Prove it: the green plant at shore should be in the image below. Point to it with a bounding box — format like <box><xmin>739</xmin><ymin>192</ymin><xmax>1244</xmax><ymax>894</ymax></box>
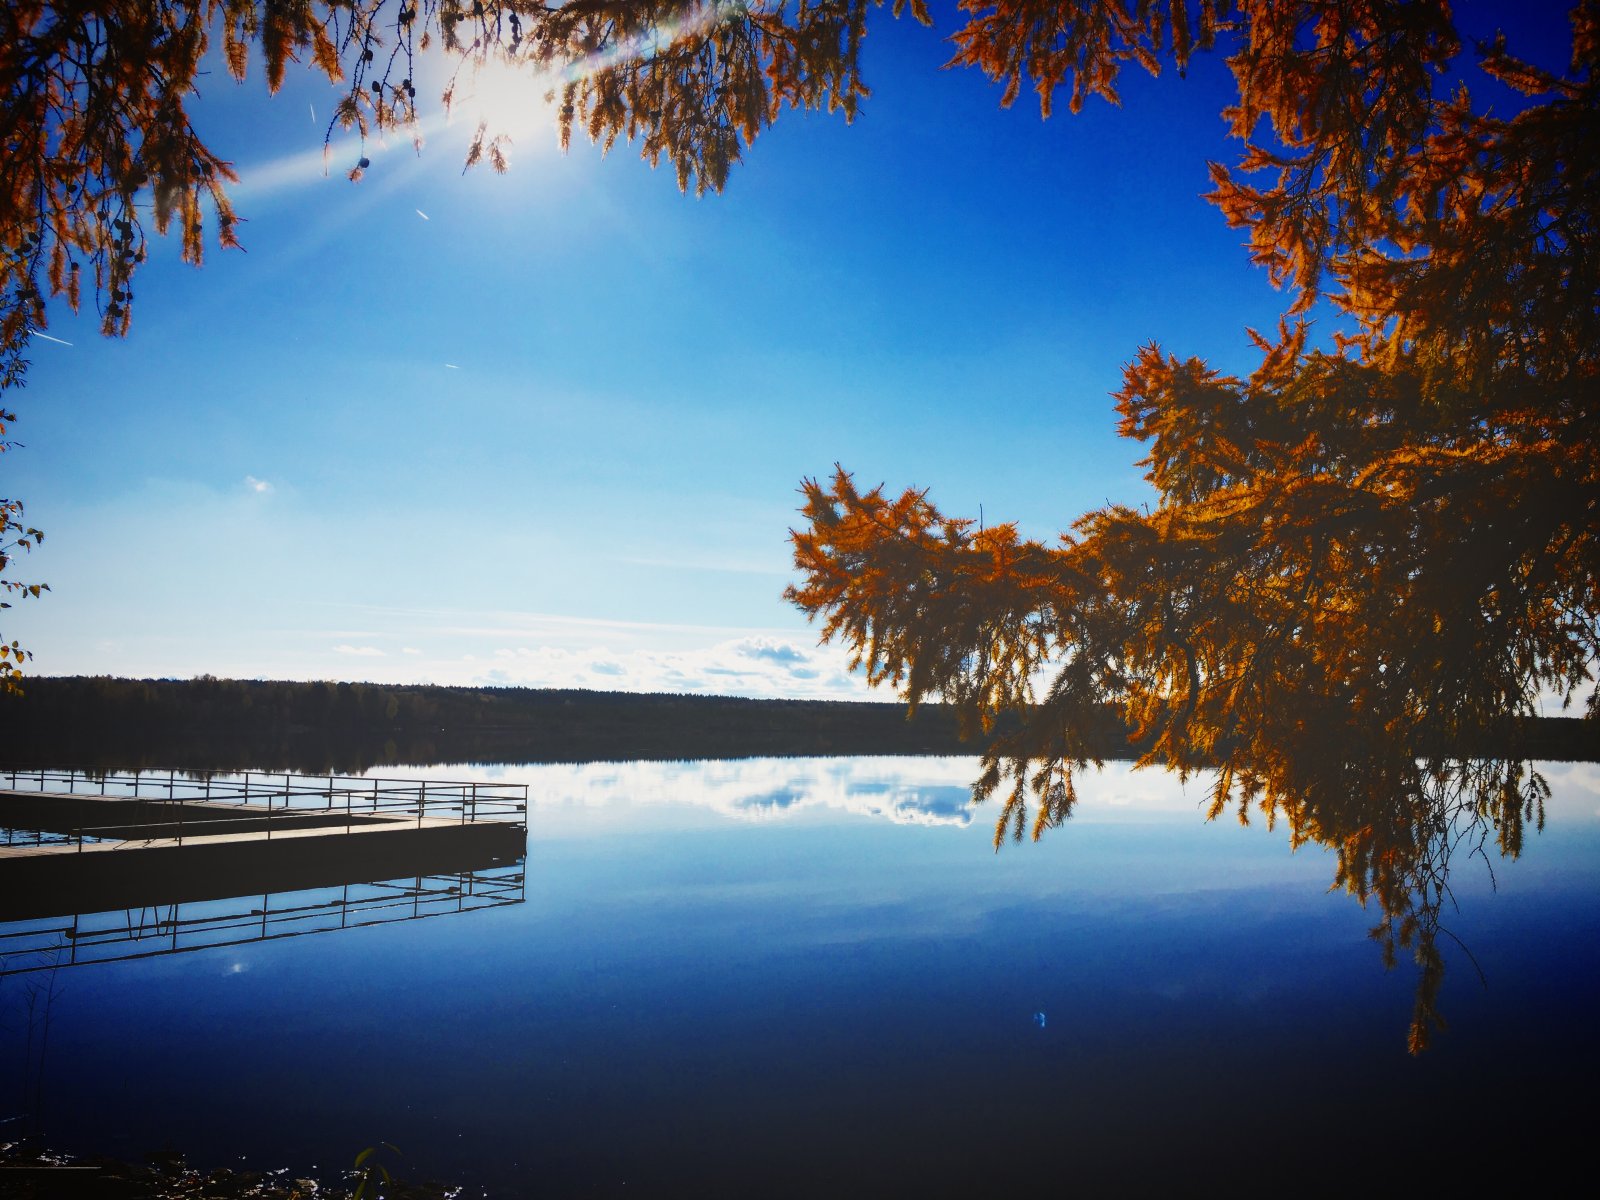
<box><xmin>352</xmin><ymin>1142</ymin><xmax>402</xmax><ymax>1200</ymax></box>
<box><xmin>0</xmin><ymin>401</ymin><xmax>46</xmax><ymax>697</ymax></box>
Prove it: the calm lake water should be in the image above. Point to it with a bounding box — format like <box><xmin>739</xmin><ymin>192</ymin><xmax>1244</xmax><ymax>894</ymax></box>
<box><xmin>5</xmin><ymin>756</ymin><xmax>1599</xmax><ymax>1194</ymax></box>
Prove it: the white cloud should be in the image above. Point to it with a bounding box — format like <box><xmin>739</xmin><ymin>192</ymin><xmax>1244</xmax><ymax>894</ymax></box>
<box><xmin>145</xmin><ymin>599</ymin><xmax>880</xmax><ymax>701</ymax></box>
<box><xmin>454</xmin><ymin>636</ymin><xmax>870</xmax><ymax>699</ymax></box>
<box><xmin>737</xmin><ymin>638</ymin><xmax>808</xmax><ymax>665</ymax></box>
<box><xmin>1530</xmin><ymin>761</ymin><xmax>1600</xmax><ymax>823</ymax></box>
<box><xmin>244</xmin><ymin>475</ymin><xmax>273</xmax><ymax>494</ymax></box>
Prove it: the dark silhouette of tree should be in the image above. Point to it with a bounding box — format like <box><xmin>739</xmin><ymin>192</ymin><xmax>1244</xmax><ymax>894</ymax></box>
<box><xmin>789</xmin><ymin>1</ymin><xmax>1599</xmax><ymax>1052</ymax></box>
<box><xmin>0</xmin><ymin>674</ymin><xmax>1013</xmax><ymax>769</ymax></box>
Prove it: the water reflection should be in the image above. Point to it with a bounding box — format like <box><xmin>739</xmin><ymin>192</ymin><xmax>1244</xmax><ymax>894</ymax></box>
<box><xmin>0</xmin><ymin>857</ymin><xmax>525</xmax><ymax>1149</ymax></box>
<box><xmin>0</xmin><ymin>867</ymin><xmax>526</xmax><ymax>978</ymax></box>
<box><xmin>0</xmin><ymin>757</ymin><xmax>1594</xmax><ymax>1192</ymax></box>
<box><xmin>0</xmin><ymin>768</ymin><xmax>528</xmax><ymax>974</ymax></box>
<box><xmin>408</xmin><ymin>754</ymin><xmax>1600</xmax><ymax>1052</ymax></box>
<box><xmin>1164</xmin><ymin>752</ymin><xmax>1598</xmax><ymax>1052</ymax></box>
<box><xmin>516</xmin><ymin>756</ymin><xmax>983</xmax><ymax>827</ymax></box>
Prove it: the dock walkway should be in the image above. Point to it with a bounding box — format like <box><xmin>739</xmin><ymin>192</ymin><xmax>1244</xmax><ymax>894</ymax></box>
<box><xmin>0</xmin><ymin>769</ymin><xmax>527</xmax><ymax>921</ymax></box>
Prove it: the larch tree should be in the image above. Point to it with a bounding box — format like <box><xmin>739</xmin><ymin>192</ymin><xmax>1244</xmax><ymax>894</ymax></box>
<box><xmin>789</xmin><ymin>1</ymin><xmax>1599</xmax><ymax>1051</ymax></box>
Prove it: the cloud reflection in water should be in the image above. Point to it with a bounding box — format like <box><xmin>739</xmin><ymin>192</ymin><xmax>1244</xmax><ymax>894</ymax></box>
<box><xmin>387</xmin><ymin>757</ymin><xmax>1600</xmax><ymax>832</ymax></box>
<box><xmin>520</xmin><ymin>756</ymin><xmax>985</xmax><ymax>827</ymax></box>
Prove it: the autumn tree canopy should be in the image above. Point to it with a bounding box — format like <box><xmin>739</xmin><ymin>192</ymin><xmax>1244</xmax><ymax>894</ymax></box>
<box><xmin>789</xmin><ymin>1</ymin><xmax>1599</xmax><ymax>1051</ymax></box>
<box><xmin>1</xmin><ymin>0</ymin><xmax>915</xmax><ymax>352</ymax></box>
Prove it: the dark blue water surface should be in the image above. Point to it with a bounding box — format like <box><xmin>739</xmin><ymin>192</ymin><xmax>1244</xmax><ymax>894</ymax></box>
<box><xmin>5</xmin><ymin>757</ymin><xmax>1598</xmax><ymax>1195</ymax></box>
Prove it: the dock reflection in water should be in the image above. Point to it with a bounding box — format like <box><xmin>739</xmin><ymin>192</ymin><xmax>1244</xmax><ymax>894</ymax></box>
<box><xmin>0</xmin><ymin>866</ymin><xmax>527</xmax><ymax>977</ymax></box>
<box><xmin>0</xmin><ymin>769</ymin><xmax>528</xmax><ymax>973</ymax></box>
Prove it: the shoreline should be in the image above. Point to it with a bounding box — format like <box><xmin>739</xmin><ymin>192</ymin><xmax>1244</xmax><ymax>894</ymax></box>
<box><xmin>0</xmin><ymin>1138</ymin><xmax>465</xmax><ymax>1199</ymax></box>
<box><xmin>3</xmin><ymin>676</ymin><xmax>1593</xmax><ymax>775</ymax></box>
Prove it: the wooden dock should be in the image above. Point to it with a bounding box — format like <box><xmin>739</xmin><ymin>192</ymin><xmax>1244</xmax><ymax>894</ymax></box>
<box><xmin>0</xmin><ymin>770</ymin><xmax>527</xmax><ymax>923</ymax></box>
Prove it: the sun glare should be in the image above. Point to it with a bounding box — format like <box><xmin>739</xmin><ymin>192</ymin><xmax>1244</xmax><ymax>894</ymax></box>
<box><xmin>449</xmin><ymin>54</ymin><xmax>558</xmax><ymax>152</ymax></box>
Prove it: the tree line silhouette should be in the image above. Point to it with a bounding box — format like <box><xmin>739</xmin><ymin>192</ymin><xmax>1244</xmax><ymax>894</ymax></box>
<box><xmin>3</xmin><ymin>674</ymin><xmax>1590</xmax><ymax>776</ymax></box>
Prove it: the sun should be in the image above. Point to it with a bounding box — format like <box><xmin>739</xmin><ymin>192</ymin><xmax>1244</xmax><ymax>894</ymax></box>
<box><xmin>446</xmin><ymin>52</ymin><xmax>558</xmax><ymax>151</ymax></box>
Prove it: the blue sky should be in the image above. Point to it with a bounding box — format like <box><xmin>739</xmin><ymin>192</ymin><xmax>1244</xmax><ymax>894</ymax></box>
<box><xmin>6</xmin><ymin>2</ymin><xmax>1559</xmax><ymax>698</ymax></box>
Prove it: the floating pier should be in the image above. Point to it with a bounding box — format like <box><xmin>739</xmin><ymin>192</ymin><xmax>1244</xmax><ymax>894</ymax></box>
<box><xmin>0</xmin><ymin>769</ymin><xmax>527</xmax><ymax>923</ymax></box>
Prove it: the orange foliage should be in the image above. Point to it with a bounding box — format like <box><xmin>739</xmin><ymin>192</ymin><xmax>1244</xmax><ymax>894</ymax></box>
<box><xmin>790</xmin><ymin>2</ymin><xmax>1599</xmax><ymax>1052</ymax></box>
<box><xmin>2</xmin><ymin>2</ymin><xmax>917</xmax><ymax>359</ymax></box>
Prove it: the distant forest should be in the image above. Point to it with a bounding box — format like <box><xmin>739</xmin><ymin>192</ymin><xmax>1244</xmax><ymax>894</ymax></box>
<box><xmin>3</xmin><ymin>675</ymin><xmax>1593</xmax><ymax>774</ymax></box>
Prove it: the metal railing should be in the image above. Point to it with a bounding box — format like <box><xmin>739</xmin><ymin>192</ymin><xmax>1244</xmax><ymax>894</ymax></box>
<box><xmin>0</xmin><ymin>865</ymin><xmax>527</xmax><ymax>976</ymax></box>
<box><xmin>3</xmin><ymin>826</ymin><xmax>105</xmax><ymax>848</ymax></box>
<box><xmin>1</xmin><ymin>768</ymin><xmax>527</xmax><ymax>850</ymax></box>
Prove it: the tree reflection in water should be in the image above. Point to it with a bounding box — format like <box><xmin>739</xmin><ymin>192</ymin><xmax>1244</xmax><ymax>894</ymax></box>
<box><xmin>1257</xmin><ymin>755</ymin><xmax>1549</xmax><ymax>1052</ymax></box>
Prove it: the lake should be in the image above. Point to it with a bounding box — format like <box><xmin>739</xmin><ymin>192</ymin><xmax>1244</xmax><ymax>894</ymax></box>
<box><xmin>5</xmin><ymin>756</ymin><xmax>1599</xmax><ymax>1194</ymax></box>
